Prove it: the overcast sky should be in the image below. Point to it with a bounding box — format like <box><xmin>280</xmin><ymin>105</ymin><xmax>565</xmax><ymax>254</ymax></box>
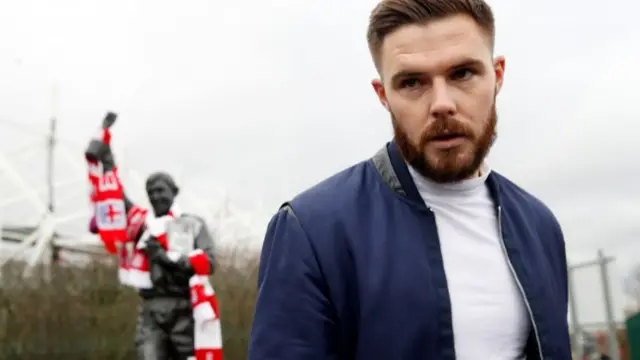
<box><xmin>0</xmin><ymin>0</ymin><xmax>638</xmax><ymax>325</ymax></box>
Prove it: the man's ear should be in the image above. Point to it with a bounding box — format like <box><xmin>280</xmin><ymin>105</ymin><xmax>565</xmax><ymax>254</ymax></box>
<box><xmin>372</xmin><ymin>79</ymin><xmax>389</xmax><ymax>111</ymax></box>
<box><xmin>493</xmin><ymin>56</ymin><xmax>506</xmax><ymax>94</ymax></box>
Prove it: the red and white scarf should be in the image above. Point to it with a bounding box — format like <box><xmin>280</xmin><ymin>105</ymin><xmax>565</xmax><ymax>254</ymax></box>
<box><xmin>126</xmin><ymin>207</ymin><xmax>180</xmax><ymax>289</ymax></box>
<box><xmin>189</xmin><ymin>250</ymin><xmax>223</xmax><ymax>360</ymax></box>
<box><xmin>86</xmin><ymin>128</ymin><xmax>127</xmax><ymax>255</ymax></box>
<box><xmin>86</xmin><ymin>129</ymin><xmax>223</xmax><ymax>360</ymax></box>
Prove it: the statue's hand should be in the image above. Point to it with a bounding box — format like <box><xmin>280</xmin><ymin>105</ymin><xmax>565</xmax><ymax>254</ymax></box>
<box><xmin>145</xmin><ymin>237</ymin><xmax>194</xmax><ymax>274</ymax></box>
<box><xmin>145</xmin><ymin>238</ymin><xmax>173</xmax><ymax>265</ymax></box>
<box><xmin>84</xmin><ymin>139</ymin><xmax>110</xmax><ymax>162</ymax></box>
<box><xmin>85</xmin><ymin>112</ymin><xmax>116</xmax><ymax>161</ymax></box>
<box><xmin>102</xmin><ymin>111</ymin><xmax>117</xmax><ymax>129</ymax></box>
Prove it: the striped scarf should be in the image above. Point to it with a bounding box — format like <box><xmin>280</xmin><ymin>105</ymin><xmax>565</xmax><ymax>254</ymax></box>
<box><xmin>86</xmin><ymin>128</ymin><xmax>127</xmax><ymax>256</ymax></box>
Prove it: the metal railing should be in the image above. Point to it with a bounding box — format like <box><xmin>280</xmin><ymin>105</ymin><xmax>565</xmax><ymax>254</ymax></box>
<box><xmin>569</xmin><ymin>249</ymin><xmax>621</xmax><ymax>359</ymax></box>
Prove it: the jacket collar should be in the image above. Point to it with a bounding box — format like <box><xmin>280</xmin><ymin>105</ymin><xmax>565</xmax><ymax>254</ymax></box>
<box><xmin>371</xmin><ymin>141</ymin><xmax>503</xmax><ymax>207</ymax></box>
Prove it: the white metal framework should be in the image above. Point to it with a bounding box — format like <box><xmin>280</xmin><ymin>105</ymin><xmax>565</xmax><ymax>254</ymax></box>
<box><xmin>0</xmin><ymin>134</ymin><xmax>267</xmax><ymax>275</ymax></box>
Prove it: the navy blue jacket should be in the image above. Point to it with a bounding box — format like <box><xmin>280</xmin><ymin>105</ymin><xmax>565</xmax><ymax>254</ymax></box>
<box><xmin>249</xmin><ymin>142</ymin><xmax>571</xmax><ymax>360</ymax></box>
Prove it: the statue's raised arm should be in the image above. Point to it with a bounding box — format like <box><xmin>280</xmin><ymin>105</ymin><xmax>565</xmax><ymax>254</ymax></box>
<box><xmin>85</xmin><ymin>111</ymin><xmax>116</xmax><ymax>163</ymax></box>
<box><xmin>85</xmin><ymin>111</ymin><xmax>135</xmax><ymax>217</ymax></box>
<box><xmin>85</xmin><ymin>112</ymin><xmax>136</xmax><ymax>250</ymax></box>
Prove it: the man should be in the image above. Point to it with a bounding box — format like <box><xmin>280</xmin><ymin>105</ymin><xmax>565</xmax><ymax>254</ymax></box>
<box><xmin>85</xmin><ymin>117</ymin><xmax>219</xmax><ymax>360</ymax></box>
<box><xmin>248</xmin><ymin>0</ymin><xmax>570</xmax><ymax>359</ymax></box>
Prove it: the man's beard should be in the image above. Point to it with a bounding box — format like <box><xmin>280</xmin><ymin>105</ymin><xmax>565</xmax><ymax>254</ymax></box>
<box><xmin>393</xmin><ymin>100</ymin><xmax>497</xmax><ymax>183</ymax></box>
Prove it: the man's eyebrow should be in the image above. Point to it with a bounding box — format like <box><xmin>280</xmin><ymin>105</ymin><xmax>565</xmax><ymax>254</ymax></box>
<box><xmin>390</xmin><ymin>58</ymin><xmax>486</xmax><ymax>83</ymax></box>
<box><xmin>450</xmin><ymin>58</ymin><xmax>485</xmax><ymax>70</ymax></box>
<box><xmin>390</xmin><ymin>71</ymin><xmax>422</xmax><ymax>84</ymax></box>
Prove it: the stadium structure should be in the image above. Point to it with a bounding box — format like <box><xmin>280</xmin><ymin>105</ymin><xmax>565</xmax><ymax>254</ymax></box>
<box><xmin>0</xmin><ymin>119</ymin><xmax>268</xmax><ymax>277</ymax></box>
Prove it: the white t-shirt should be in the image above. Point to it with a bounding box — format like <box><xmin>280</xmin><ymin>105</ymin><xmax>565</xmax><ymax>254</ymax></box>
<box><xmin>408</xmin><ymin>164</ymin><xmax>531</xmax><ymax>359</ymax></box>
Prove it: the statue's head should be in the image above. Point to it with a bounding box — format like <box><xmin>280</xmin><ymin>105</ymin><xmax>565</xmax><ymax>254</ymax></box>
<box><xmin>145</xmin><ymin>171</ymin><xmax>179</xmax><ymax>216</ymax></box>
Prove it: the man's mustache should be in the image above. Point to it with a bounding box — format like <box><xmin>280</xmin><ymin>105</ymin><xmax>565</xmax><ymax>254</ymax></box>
<box><xmin>421</xmin><ymin>118</ymin><xmax>473</xmax><ymax>143</ymax></box>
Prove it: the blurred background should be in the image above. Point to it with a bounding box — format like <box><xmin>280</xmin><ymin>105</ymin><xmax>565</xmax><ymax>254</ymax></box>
<box><xmin>0</xmin><ymin>0</ymin><xmax>638</xmax><ymax>358</ymax></box>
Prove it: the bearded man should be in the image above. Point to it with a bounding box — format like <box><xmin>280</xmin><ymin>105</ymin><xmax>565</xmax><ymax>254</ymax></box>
<box><xmin>248</xmin><ymin>0</ymin><xmax>570</xmax><ymax>359</ymax></box>
<box><xmin>85</xmin><ymin>115</ymin><xmax>222</xmax><ymax>360</ymax></box>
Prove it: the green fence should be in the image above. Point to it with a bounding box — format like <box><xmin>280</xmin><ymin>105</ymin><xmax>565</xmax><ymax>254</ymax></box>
<box><xmin>627</xmin><ymin>313</ymin><xmax>640</xmax><ymax>360</ymax></box>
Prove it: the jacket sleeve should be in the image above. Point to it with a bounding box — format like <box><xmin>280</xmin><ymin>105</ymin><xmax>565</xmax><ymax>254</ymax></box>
<box><xmin>551</xmin><ymin>214</ymin><xmax>572</xmax><ymax>354</ymax></box>
<box><xmin>248</xmin><ymin>205</ymin><xmax>337</xmax><ymax>360</ymax></box>
<box><xmin>553</xmin><ymin>217</ymin><xmax>569</xmax><ymax>319</ymax></box>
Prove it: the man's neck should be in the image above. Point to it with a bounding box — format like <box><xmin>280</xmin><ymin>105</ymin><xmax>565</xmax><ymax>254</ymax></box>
<box><xmin>407</xmin><ymin>163</ymin><xmax>491</xmax><ymax>195</ymax></box>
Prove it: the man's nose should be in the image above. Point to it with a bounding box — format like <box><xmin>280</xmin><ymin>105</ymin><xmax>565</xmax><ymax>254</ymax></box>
<box><xmin>430</xmin><ymin>79</ymin><xmax>456</xmax><ymax>119</ymax></box>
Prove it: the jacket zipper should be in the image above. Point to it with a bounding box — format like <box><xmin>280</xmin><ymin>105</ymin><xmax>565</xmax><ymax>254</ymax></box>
<box><xmin>497</xmin><ymin>206</ymin><xmax>544</xmax><ymax>360</ymax></box>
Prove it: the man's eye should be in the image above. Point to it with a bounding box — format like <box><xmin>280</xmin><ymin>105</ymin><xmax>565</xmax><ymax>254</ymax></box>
<box><xmin>400</xmin><ymin>78</ymin><xmax>421</xmax><ymax>89</ymax></box>
<box><xmin>450</xmin><ymin>68</ymin><xmax>474</xmax><ymax>81</ymax></box>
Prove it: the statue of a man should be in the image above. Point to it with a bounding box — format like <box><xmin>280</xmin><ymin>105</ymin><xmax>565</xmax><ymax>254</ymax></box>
<box><xmin>85</xmin><ymin>113</ymin><xmax>221</xmax><ymax>360</ymax></box>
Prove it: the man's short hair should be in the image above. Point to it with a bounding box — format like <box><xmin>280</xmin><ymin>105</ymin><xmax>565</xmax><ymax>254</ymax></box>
<box><xmin>367</xmin><ymin>0</ymin><xmax>496</xmax><ymax>70</ymax></box>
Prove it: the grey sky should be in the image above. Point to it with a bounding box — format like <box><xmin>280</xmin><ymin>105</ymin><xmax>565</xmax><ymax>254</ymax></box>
<box><xmin>0</xmin><ymin>0</ymin><xmax>638</xmax><ymax>325</ymax></box>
